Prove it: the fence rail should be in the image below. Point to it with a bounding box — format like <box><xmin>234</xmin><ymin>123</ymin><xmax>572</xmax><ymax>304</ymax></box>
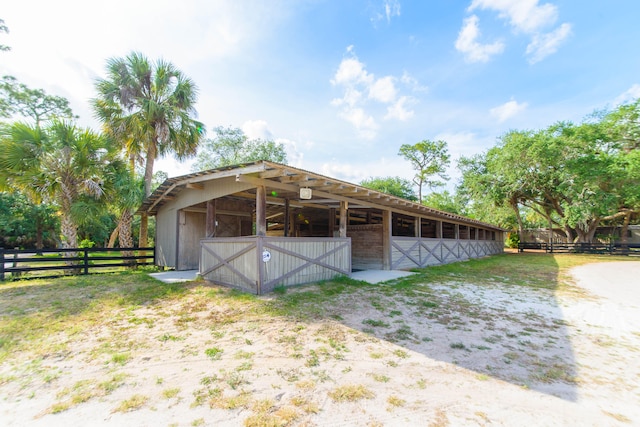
<box><xmin>518</xmin><ymin>242</ymin><xmax>640</xmax><ymax>255</ymax></box>
<box><xmin>1</xmin><ymin>247</ymin><xmax>155</xmax><ymax>281</ymax></box>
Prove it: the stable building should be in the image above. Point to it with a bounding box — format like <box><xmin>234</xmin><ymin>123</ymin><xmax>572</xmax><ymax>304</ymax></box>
<box><xmin>137</xmin><ymin>161</ymin><xmax>505</xmax><ymax>294</ymax></box>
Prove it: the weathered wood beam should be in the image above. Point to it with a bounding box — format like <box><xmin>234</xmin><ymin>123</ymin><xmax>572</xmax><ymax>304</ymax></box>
<box><xmin>256</xmin><ymin>186</ymin><xmax>266</xmax><ymax>236</ymax></box>
<box><xmin>235</xmin><ymin>174</ymin><xmax>504</xmax><ymax>231</ymax></box>
<box><xmin>186</xmin><ymin>183</ymin><xmax>204</xmax><ymax>190</ymax></box>
<box><xmin>284</xmin><ymin>199</ymin><xmax>290</xmax><ymax>237</ymax></box>
<box><xmin>339</xmin><ymin>201</ymin><xmax>348</xmax><ymax>238</ymax></box>
<box><xmin>206</xmin><ymin>200</ymin><xmax>216</xmax><ymax>237</ymax></box>
<box><xmin>259</xmin><ymin>168</ymin><xmax>289</xmax><ymax>179</ymax></box>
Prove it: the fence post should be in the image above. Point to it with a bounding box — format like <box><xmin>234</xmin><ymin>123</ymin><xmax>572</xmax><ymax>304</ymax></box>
<box><xmin>1</xmin><ymin>248</ymin><xmax>4</xmax><ymax>281</ymax></box>
<box><xmin>13</xmin><ymin>248</ymin><xmax>21</xmax><ymax>278</ymax></box>
<box><xmin>84</xmin><ymin>249</ymin><xmax>89</xmax><ymax>275</ymax></box>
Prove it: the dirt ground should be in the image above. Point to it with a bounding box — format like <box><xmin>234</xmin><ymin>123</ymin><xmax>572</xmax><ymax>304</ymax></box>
<box><xmin>1</xmin><ymin>261</ymin><xmax>639</xmax><ymax>426</ymax></box>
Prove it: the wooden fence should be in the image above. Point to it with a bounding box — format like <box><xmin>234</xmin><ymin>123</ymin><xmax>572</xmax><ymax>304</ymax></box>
<box><xmin>0</xmin><ymin>247</ymin><xmax>155</xmax><ymax>281</ymax></box>
<box><xmin>200</xmin><ymin>237</ymin><xmax>351</xmax><ymax>294</ymax></box>
<box><xmin>392</xmin><ymin>237</ymin><xmax>504</xmax><ymax>269</ymax></box>
<box><xmin>518</xmin><ymin>242</ymin><xmax>640</xmax><ymax>255</ymax></box>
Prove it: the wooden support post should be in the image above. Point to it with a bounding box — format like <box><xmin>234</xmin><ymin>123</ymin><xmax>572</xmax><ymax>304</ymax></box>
<box><xmin>206</xmin><ymin>200</ymin><xmax>216</xmax><ymax>238</ymax></box>
<box><xmin>455</xmin><ymin>224</ymin><xmax>460</xmax><ymax>240</ymax></box>
<box><xmin>256</xmin><ymin>186</ymin><xmax>267</xmax><ymax>236</ymax></box>
<box><xmin>339</xmin><ymin>201</ymin><xmax>348</xmax><ymax>238</ymax></box>
<box><xmin>0</xmin><ymin>248</ymin><xmax>4</xmax><ymax>281</ymax></box>
<box><xmin>415</xmin><ymin>217</ymin><xmax>421</xmax><ymax>238</ymax></box>
<box><xmin>382</xmin><ymin>210</ymin><xmax>391</xmax><ymax>270</ymax></box>
<box><xmin>329</xmin><ymin>208</ymin><xmax>336</xmax><ymax>237</ymax></box>
<box><xmin>284</xmin><ymin>199</ymin><xmax>290</xmax><ymax>237</ymax></box>
<box><xmin>436</xmin><ymin>221</ymin><xmax>443</xmax><ymax>239</ymax></box>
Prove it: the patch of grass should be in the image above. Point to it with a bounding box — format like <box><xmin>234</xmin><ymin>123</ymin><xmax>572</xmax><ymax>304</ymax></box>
<box><xmin>369</xmin><ymin>373</ymin><xmax>390</xmax><ymax>383</ymax></box>
<box><xmin>305</xmin><ymin>349</ymin><xmax>320</xmax><ymax>367</ymax></box>
<box><xmin>531</xmin><ymin>364</ymin><xmax>575</xmax><ymax>383</ymax></box>
<box><xmin>225</xmin><ymin>372</ymin><xmax>248</xmax><ymax>390</ymax></box>
<box><xmin>450</xmin><ymin>342</ymin><xmax>466</xmax><ymax>350</ymax></box>
<box><xmin>213</xmin><ymin>391</ymin><xmax>252</xmax><ymax>410</ymax></box>
<box><xmin>295</xmin><ymin>380</ymin><xmax>316</xmax><ymax>391</ymax></box>
<box><xmin>234</xmin><ymin>350</ymin><xmax>254</xmax><ymax>359</ymax></box>
<box><xmin>602</xmin><ymin>411</ymin><xmax>632</xmax><ymax>423</ymax></box>
<box><xmin>393</xmin><ymin>349</ymin><xmax>409</xmax><ymax>358</ymax></box>
<box><xmin>110</xmin><ymin>352</ymin><xmax>130</xmax><ymax>365</ymax></box>
<box><xmin>158</xmin><ymin>333</ymin><xmax>184</xmax><ymax>342</ymax></box>
<box><xmin>0</xmin><ymin>272</ymin><xmax>186</xmax><ymax>363</ymax></box>
<box><xmin>191</xmin><ymin>418</ymin><xmax>205</xmax><ymax>426</ymax></box>
<box><xmin>162</xmin><ymin>387</ymin><xmax>181</xmax><ymax>399</ymax></box>
<box><xmin>328</xmin><ymin>384</ymin><xmax>375</xmax><ymax>402</ymax></box>
<box><xmin>387</xmin><ymin>395</ymin><xmax>406</xmax><ymax>408</ymax></box>
<box><xmin>114</xmin><ymin>394</ymin><xmax>148</xmax><ymax>412</ymax></box>
<box><xmin>362</xmin><ymin>318</ymin><xmax>390</xmax><ymax>328</ymax></box>
<box><xmin>290</xmin><ymin>396</ymin><xmax>320</xmax><ymax>414</ymax></box>
<box><xmin>99</xmin><ymin>373</ymin><xmax>128</xmax><ymax>394</ymax></box>
<box><xmin>385</xmin><ymin>324</ymin><xmax>416</xmax><ymax>342</ymax></box>
<box><xmin>205</xmin><ymin>347</ymin><xmax>223</xmax><ymax>360</ymax></box>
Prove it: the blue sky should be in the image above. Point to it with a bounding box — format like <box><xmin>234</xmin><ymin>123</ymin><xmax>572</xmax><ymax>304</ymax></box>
<box><xmin>2</xmin><ymin>0</ymin><xmax>639</xmax><ymax>190</ymax></box>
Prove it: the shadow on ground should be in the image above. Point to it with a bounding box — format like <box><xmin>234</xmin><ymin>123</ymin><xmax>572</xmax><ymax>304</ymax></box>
<box><xmin>272</xmin><ymin>252</ymin><xmax>579</xmax><ymax>401</ymax></box>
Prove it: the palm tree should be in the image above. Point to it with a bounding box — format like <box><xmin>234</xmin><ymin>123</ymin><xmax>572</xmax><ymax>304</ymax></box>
<box><xmin>92</xmin><ymin>52</ymin><xmax>205</xmax><ymax>248</ymax></box>
<box><xmin>0</xmin><ymin>121</ymin><xmax>116</xmax><ymax>252</ymax></box>
<box><xmin>104</xmin><ymin>161</ymin><xmax>144</xmax><ymax>260</ymax></box>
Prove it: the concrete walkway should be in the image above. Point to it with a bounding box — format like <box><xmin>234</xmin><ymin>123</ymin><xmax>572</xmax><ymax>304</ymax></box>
<box><xmin>149</xmin><ymin>269</ymin><xmax>416</xmax><ymax>285</ymax></box>
<box><xmin>149</xmin><ymin>270</ymin><xmax>199</xmax><ymax>283</ymax></box>
<box><xmin>349</xmin><ymin>269</ymin><xmax>416</xmax><ymax>284</ymax></box>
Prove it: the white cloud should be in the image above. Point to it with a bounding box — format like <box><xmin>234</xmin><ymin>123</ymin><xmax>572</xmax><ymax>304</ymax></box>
<box><xmin>455</xmin><ymin>15</ymin><xmax>505</xmax><ymax>63</ymax></box>
<box><xmin>385</xmin><ymin>96</ymin><xmax>415</xmax><ymax>121</ymax></box>
<box><xmin>242</xmin><ymin>120</ymin><xmax>273</xmax><ymax>140</ymax></box>
<box><xmin>526</xmin><ymin>23</ymin><xmax>572</xmax><ymax>64</ymax></box>
<box><xmin>490</xmin><ymin>99</ymin><xmax>528</xmax><ymax>122</ymax></box>
<box><xmin>339</xmin><ymin>108</ymin><xmax>379</xmax><ymax>140</ymax></box>
<box><xmin>401</xmin><ymin>71</ymin><xmax>429</xmax><ymax>93</ymax></box>
<box><xmin>461</xmin><ymin>0</ymin><xmax>571</xmax><ymax>63</ymax></box>
<box><xmin>331</xmin><ymin>57</ymin><xmax>374</xmax><ymax>86</ymax></box>
<box><xmin>276</xmin><ymin>138</ymin><xmax>304</xmax><ymax>167</ymax></box>
<box><xmin>369</xmin><ymin>76</ymin><xmax>397</xmax><ymax>103</ymax></box>
<box><xmin>370</xmin><ymin>0</ymin><xmax>401</xmax><ymax>25</ymax></box>
<box><xmin>331</xmin><ymin>47</ymin><xmax>417</xmax><ymax>138</ymax></box>
<box><xmin>241</xmin><ymin>120</ymin><xmax>304</xmax><ymax>166</ymax></box>
<box><xmin>318</xmin><ymin>156</ymin><xmax>411</xmax><ymax>185</ymax></box>
<box><xmin>613</xmin><ymin>84</ymin><xmax>640</xmax><ymax>106</ymax></box>
<box><xmin>469</xmin><ymin>0</ymin><xmax>558</xmax><ymax>33</ymax></box>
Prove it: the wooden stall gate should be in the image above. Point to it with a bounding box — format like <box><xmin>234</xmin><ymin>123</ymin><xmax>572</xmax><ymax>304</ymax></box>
<box><xmin>391</xmin><ymin>237</ymin><xmax>503</xmax><ymax>269</ymax></box>
<box><xmin>200</xmin><ymin>236</ymin><xmax>351</xmax><ymax>294</ymax></box>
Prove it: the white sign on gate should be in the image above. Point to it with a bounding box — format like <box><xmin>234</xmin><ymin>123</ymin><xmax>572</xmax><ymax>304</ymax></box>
<box><xmin>262</xmin><ymin>249</ymin><xmax>271</xmax><ymax>263</ymax></box>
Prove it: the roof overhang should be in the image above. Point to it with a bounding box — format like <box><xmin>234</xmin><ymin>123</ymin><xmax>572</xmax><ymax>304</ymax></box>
<box><xmin>136</xmin><ymin>160</ymin><xmax>506</xmax><ymax>232</ymax></box>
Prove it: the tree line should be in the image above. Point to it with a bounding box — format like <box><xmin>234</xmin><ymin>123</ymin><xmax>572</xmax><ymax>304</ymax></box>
<box><xmin>1</xmin><ymin>18</ymin><xmax>637</xmax><ymax>248</ymax></box>
<box><xmin>0</xmin><ymin>20</ymin><xmax>288</xmax><ymax>250</ymax></box>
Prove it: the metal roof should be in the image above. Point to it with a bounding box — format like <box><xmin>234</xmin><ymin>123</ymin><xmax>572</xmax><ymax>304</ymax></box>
<box><xmin>137</xmin><ymin>160</ymin><xmax>506</xmax><ymax>232</ymax></box>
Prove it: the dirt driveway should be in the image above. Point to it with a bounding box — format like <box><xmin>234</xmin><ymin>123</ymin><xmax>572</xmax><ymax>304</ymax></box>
<box><xmin>1</xmin><ymin>260</ymin><xmax>639</xmax><ymax>426</ymax></box>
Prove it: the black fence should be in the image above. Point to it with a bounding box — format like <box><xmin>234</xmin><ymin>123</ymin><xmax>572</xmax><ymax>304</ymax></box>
<box><xmin>1</xmin><ymin>247</ymin><xmax>155</xmax><ymax>281</ymax></box>
<box><xmin>518</xmin><ymin>242</ymin><xmax>640</xmax><ymax>255</ymax></box>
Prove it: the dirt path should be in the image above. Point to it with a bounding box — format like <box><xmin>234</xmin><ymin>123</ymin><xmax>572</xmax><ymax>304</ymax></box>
<box><xmin>1</xmin><ymin>261</ymin><xmax>639</xmax><ymax>426</ymax></box>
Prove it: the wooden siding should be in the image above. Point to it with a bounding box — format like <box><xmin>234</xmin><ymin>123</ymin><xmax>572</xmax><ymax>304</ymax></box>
<box><xmin>155</xmin><ymin>207</ymin><xmax>177</xmax><ymax>268</ymax></box>
<box><xmin>155</xmin><ymin>177</ymin><xmax>254</xmax><ymax>269</ymax></box>
<box><xmin>348</xmin><ymin>224</ymin><xmax>384</xmax><ymax>270</ymax></box>
<box><xmin>391</xmin><ymin>237</ymin><xmax>503</xmax><ymax>269</ymax></box>
<box><xmin>200</xmin><ymin>237</ymin><xmax>351</xmax><ymax>295</ymax></box>
<box><xmin>178</xmin><ymin>211</ymin><xmax>206</xmax><ymax>270</ymax></box>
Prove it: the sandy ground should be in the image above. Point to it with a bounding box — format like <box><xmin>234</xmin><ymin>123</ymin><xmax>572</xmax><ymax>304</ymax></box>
<box><xmin>1</xmin><ymin>261</ymin><xmax>639</xmax><ymax>426</ymax></box>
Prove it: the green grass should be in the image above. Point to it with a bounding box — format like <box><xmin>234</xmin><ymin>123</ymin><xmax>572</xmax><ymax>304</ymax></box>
<box><xmin>0</xmin><ymin>271</ymin><xmax>186</xmax><ymax>362</ymax></box>
<box><xmin>0</xmin><ymin>252</ymin><xmax>625</xmax><ymax>393</ymax></box>
<box><xmin>328</xmin><ymin>384</ymin><xmax>375</xmax><ymax>402</ymax></box>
